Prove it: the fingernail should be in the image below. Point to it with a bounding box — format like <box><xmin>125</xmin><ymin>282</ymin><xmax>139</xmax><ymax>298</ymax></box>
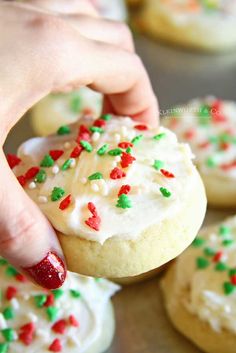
<box><xmin>22</xmin><ymin>252</ymin><xmax>67</xmax><ymax>289</ymax></box>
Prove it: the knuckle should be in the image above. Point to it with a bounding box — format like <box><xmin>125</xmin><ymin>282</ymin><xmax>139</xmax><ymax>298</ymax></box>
<box><xmin>115</xmin><ymin>22</ymin><xmax>134</xmax><ymax>49</ymax></box>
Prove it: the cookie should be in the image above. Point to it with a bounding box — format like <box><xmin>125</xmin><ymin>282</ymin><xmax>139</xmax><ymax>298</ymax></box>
<box><xmin>0</xmin><ymin>257</ymin><xmax>119</xmax><ymax>353</ymax></box>
<box><xmin>162</xmin><ymin>97</ymin><xmax>236</xmax><ymax>208</ymax></box>
<box><xmin>162</xmin><ymin>216</ymin><xmax>236</xmax><ymax>353</ymax></box>
<box><xmin>11</xmin><ymin>115</ymin><xmax>206</xmax><ymax>278</ymax></box>
<box><xmin>137</xmin><ymin>0</ymin><xmax>236</xmax><ymax>51</ymax></box>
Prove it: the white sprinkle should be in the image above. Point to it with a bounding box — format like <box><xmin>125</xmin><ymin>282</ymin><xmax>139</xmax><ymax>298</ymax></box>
<box><xmin>111</xmin><ymin>161</ymin><xmax>117</xmax><ymax>168</ymax></box>
<box><xmin>26</xmin><ymin>312</ymin><xmax>38</xmax><ymax>323</ymax></box>
<box><xmin>209</xmin><ymin>234</ymin><xmax>218</xmax><ymax>243</ymax></box>
<box><xmin>114</xmin><ymin>133</ymin><xmax>121</xmax><ymax>142</ymax></box>
<box><xmin>115</xmin><ymin>156</ymin><xmax>121</xmax><ymax>163</ymax></box>
<box><xmin>70</xmin><ymin>158</ymin><xmax>76</xmax><ymax>168</ymax></box>
<box><xmin>149</xmin><ymin>158</ymin><xmax>155</xmax><ymax>166</ymax></box>
<box><xmin>11</xmin><ymin>298</ymin><xmax>20</xmax><ymax>310</ymax></box>
<box><xmin>0</xmin><ymin>314</ymin><xmax>7</xmax><ymax>330</ymax></box>
<box><xmin>121</xmin><ymin>126</ymin><xmax>128</xmax><ymax>137</ymax></box>
<box><xmin>23</xmin><ymin>294</ymin><xmax>30</xmax><ymax>300</ymax></box>
<box><xmin>52</xmin><ymin>165</ymin><xmax>60</xmax><ymax>174</ymax></box>
<box><xmin>38</xmin><ymin>196</ymin><xmax>48</xmax><ymax>204</ymax></box>
<box><xmin>224</xmin><ymin>305</ymin><xmax>231</xmax><ymax>314</ymax></box>
<box><xmin>92</xmin><ymin>132</ymin><xmax>100</xmax><ymax>142</ymax></box>
<box><xmin>28</xmin><ymin>181</ymin><xmax>36</xmax><ymax>190</ymax></box>
<box><xmin>64</xmin><ymin>142</ymin><xmax>71</xmax><ymax>150</ymax></box>
<box><xmin>37</xmin><ymin>329</ymin><xmax>48</xmax><ymax>339</ymax></box>
<box><xmin>91</xmin><ymin>183</ymin><xmax>99</xmax><ymax>192</ymax></box>
<box><xmin>81</xmin><ymin>177</ymin><xmax>87</xmax><ymax>184</ymax></box>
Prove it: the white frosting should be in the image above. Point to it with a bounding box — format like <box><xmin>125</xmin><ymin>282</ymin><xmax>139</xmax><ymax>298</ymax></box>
<box><xmin>175</xmin><ymin>216</ymin><xmax>236</xmax><ymax>334</ymax></box>
<box><xmin>14</xmin><ymin>116</ymin><xmax>196</xmax><ymax>244</ymax></box>
<box><xmin>0</xmin><ymin>259</ymin><xmax>119</xmax><ymax>352</ymax></box>
<box><xmin>163</xmin><ymin>97</ymin><xmax>236</xmax><ymax>180</ymax></box>
<box><xmin>90</xmin><ymin>0</ymin><xmax>127</xmax><ymax>20</ymax></box>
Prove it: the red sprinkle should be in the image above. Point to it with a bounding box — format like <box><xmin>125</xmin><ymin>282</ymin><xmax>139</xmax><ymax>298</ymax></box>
<box><xmin>118</xmin><ymin>185</ymin><xmax>131</xmax><ymax>197</ymax></box>
<box><xmin>198</xmin><ymin>141</ymin><xmax>210</xmax><ymax>149</ymax></box>
<box><xmin>134</xmin><ymin>124</ymin><xmax>148</xmax><ymax>131</ymax></box>
<box><xmin>15</xmin><ymin>273</ymin><xmax>27</xmax><ymax>282</ymax></box>
<box><xmin>6</xmin><ymin>286</ymin><xmax>17</xmax><ymax>300</ymax></box>
<box><xmin>184</xmin><ymin>129</ymin><xmax>196</xmax><ymax>140</ymax></box>
<box><xmin>160</xmin><ymin>169</ymin><xmax>175</xmax><ymax>178</ymax></box>
<box><xmin>7</xmin><ymin>154</ymin><xmax>21</xmax><ymax>169</ymax></box>
<box><xmin>110</xmin><ymin>167</ymin><xmax>126</xmax><ymax>180</ymax></box>
<box><xmin>220</xmin><ymin>142</ymin><xmax>230</xmax><ymax>151</ymax></box>
<box><xmin>88</xmin><ymin>202</ymin><xmax>98</xmax><ymax>217</ymax></box>
<box><xmin>118</xmin><ymin>142</ymin><xmax>133</xmax><ymax>149</ymax></box>
<box><xmin>220</xmin><ymin>161</ymin><xmax>236</xmax><ymax>171</ymax></box>
<box><xmin>120</xmin><ymin>152</ymin><xmax>136</xmax><ymax>168</ymax></box>
<box><xmin>231</xmin><ymin>275</ymin><xmax>236</xmax><ymax>286</ymax></box>
<box><xmin>82</xmin><ymin>108</ymin><xmax>94</xmax><ymax>115</ymax></box>
<box><xmin>52</xmin><ymin>319</ymin><xmax>67</xmax><ymax>335</ymax></box>
<box><xmin>49</xmin><ymin>338</ymin><xmax>62</xmax><ymax>352</ymax></box>
<box><xmin>76</xmin><ymin>125</ymin><xmax>91</xmax><ymax>143</ymax></box>
<box><xmin>93</xmin><ymin>119</ymin><xmax>106</xmax><ymax>128</ymax></box>
<box><xmin>213</xmin><ymin>251</ymin><xmax>223</xmax><ymax>263</ymax></box>
<box><xmin>59</xmin><ymin>195</ymin><xmax>72</xmax><ymax>211</ymax></box>
<box><xmin>44</xmin><ymin>293</ymin><xmax>55</xmax><ymax>307</ymax></box>
<box><xmin>85</xmin><ymin>203</ymin><xmax>101</xmax><ymax>231</ymax></box>
<box><xmin>69</xmin><ymin>315</ymin><xmax>79</xmax><ymax>327</ymax></box>
<box><xmin>50</xmin><ymin>150</ymin><xmax>64</xmax><ymax>161</ymax></box>
<box><xmin>70</xmin><ymin>145</ymin><xmax>83</xmax><ymax>158</ymax></box>
<box><xmin>19</xmin><ymin>322</ymin><xmax>35</xmax><ymax>346</ymax></box>
<box><xmin>17</xmin><ymin>175</ymin><xmax>27</xmax><ymax>187</ymax></box>
<box><xmin>25</xmin><ymin>167</ymin><xmax>40</xmax><ymax>180</ymax></box>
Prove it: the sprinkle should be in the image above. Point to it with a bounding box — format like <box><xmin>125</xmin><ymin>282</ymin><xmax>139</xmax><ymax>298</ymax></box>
<box><xmin>203</xmin><ymin>247</ymin><xmax>216</xmax><ymax>257</ymax></box>
<box><xmin>108</xmin><ymin>148</ymin><xmax>123</xmax><ymax>156</ymax></box>
<box><xmin>118</xmin><ymin>185</ymin><xmax>131</xmax><ymax>197</ymax></box>
<box><xmin>224</xmin><ymin>282</ymin><xmax>235</xmax><ymax>295</ymax></box>
<box><xmin>222</xmin><ymin>239</ymin><xmax>234</xmax><ymax>247</ymax></box>
<box><xmin>160</xmin><ymin>187</ymin><xmax>171</xmax><ymax>198</ymax></box>
<box><xmin>6</xmin><ymin>286</ymin><xmax>17</xmax><ymax>301</ymax></box>
<box><xmin>92</xmin><ymin>132</ymin><xmax>101</xmax><ymax>142</ymax></box>
<box><xmin>7</xmin><ymin>154</ymin><xmax>21</xmax><ymax>169</ymax></box>
<box><xmin>219</xmin><ymin>225</ymin><xmax>230</xmax><ymax>236</ymax></box>
<box><xmin>52</xmin><ymin>289</ymin><xmax>64</xmax><ymax>300</ymax></box>
<box><xmin>110</xmin><ymin>167</ymin><xmax>126</xmax><ymax>180</ymax></box>
<box><xmin>49</xmin><ymin>338</ymin><xmax>62</xmax><ymax>352</ymax></box>
<box><xmin>34</xmin><ymin>295</ymin><xmax>47</xmax><ymax>308</ymax></box>
<box><xmin>97</xmin><ymin>144</ymin><xmax>109</xmax><ymax>156</ymax></box>
<box><xmin>89</xmin><ymin>126</ymin><xmax>104</xmax><ymax>133</ymax></box>
<box><xmin>28</xmin><ymin>181</ymin><xmax>36</xmax><ymax>189</ymax></box>
<box><xmin>134</xmin><ymin>124</ymin><xmax>148</xmax><ymax>131</ymax></box>
<box><xmin>213</xmin><ymin>251</ymin><xmax>223</xmax><ymax>262</ymax></box>
<box><xmin>19</xmin><ymin>322</ymin><xmax>35</xmax><ymax>346</ymax></box>
<box><xmin>38</xmin><ymin>196</ymin><xmax>48</xmax><ymax>204</ymax></box>
<box><xmin>196</xmin><ymin>257</ymin><xmax>210</xmax><ymax>269</ymax></box>
<box><xmin>15</xmin><ymin>274</ymin><xmax>27</xmax><ymax>282</ymax></box>
<box><xmin>57</xmin><ymin>125</ymin><xmax>71</xmax><ymax>135</ymax></box>
<box><xmin>206</xmin><ymin>156</ymin><xmax>218</xmax><ymax>168</ymax></box>
<box><xmin>101</xmin><ymin>114</ymin><xmax>112</xmax><ymax>121</ymax></box>
<box><xmin>153</xmin><ymin>133</ymin><xmax>166</xmax><ymax>141</ymax></box>
<box><xmin>88</xmin><ymin>202</ymin><xmax>98</xmax><ymax>217</ymax></box>
<box><xmin>61</xmin><ymin>159</ymin><xmax>74</xmax><ymax>171</ymax></box>
<box><xmin>215</xmin><ymin>262</ymin><xmax>228</xmax><ymax>272</ymax></box>
<box><xmin>91</xmin><ymin>183</ymin><xmax>99</xmax><ymax>192</ymax></box>
<box><xmin>64</xmin><ymin>142</ymin><xmax>71</xmax><ymax>150</ymax></box>
<box><xmin>70</xmin><ymin>145</ymin><xmax>83</xmax><ymax>158</ymax></box>
<box><xmin>24</xmin><ymin>167</ymin><xmax>39</xmax><ymax>180</ymax></box>
<box><xmin>3</xmin><ymin>307</ymin><xmax>15</xmax><ymax>320</ymax></box>
<box><xmin>80</xmin><ymin>177</ymin><xmax>87</xmax><ymax>184</ymax></box>
<box><xmin>120</xmin><ymin>152</ymin><xmax>136</xmax><ymax>168</ymax></box>
<box><xmin>0</xmin><ymin>343</ymin><xmax>9</xmax><ymax>353</ymax></box>
<box><xmin>160</xmin><ymin>169</ymin><xmax>175</xmax><ymax>178</ymax></box>
<box><xmin>70</xmin><ymin>290</ymin><xmax>81</xmax><ymax>298</ymax></box>
<box><xmin>153</xmin><ymin>160</ymin><xmax>164</xmax><ymax>171</ymax></box>
<box><xmin>229</xmin><ymin>269</ymin><xmax>236</xmax><ymax>277</ymax></box>
<box><xmin>47</xmin><ymin>306</ymin><xmax>59</xmax><ymax>322</ymax></box>
<box><xmin>35</xmin><ymin>170</ymin><xmax>46</xmax><ymax>183</ymax></box>
<box><xmin>85</xmin><ymin>202</ymin><xmax>101</xmax><ymax>231</ymax></box>
<box><xmin>118</xmin><ymin>142</ymin><xmax>133</xmax><ymax>149</ymax></box>
<box><xmin>49</xmin><ymin>150</ymin><xmax>64</xmax><ymax>161</ymax></box>
<box><xmin>192</xmin><ymin>237</ymin><xmax>205</xmax><ymax>247</ymax></box>
<box><xmin>77</xmin><ymin>125</ymin><xmax>91</xmax><ymax>143</ymax></box>
<box><xmin>0</xmin><ymin>259</ymin><xmax>8</xmax><ymax>266</ymax></box>
<box><xmin>59</xmin><ymin>195</ymin><xmax>72</xmax><ymax>211</ymax></box>
<box><xmin>131</xmin><ymin>135</ymin><xmax>143</xmax><ymax>145</ymax></box>
<box><xmin>17</xmin><ymin>175</ymin><xmax>26</xmax><ymax>187</ymax></box>
<box><xmin>69</xmin><ymin>315</ymin><xmax>79</xmax><ymax>327</ymax></box>
<box><xmin>116</xmin><ymin>194</ymin><xmax>132</xmax><ymax>209</ymax></box>
<box><xmin>80</xmin><ymin>140</ymin><xmax>93</xmax><ymax>152</ymax></box>
<box><xmin>5</xmin><ymin>266</ymin><xmax>18</xmax><ymax>277</ymax></box>
<box><xmin>70</xmin><ymin>95</ymin><xmax>81</xmax><ymax>113</ymax></box>
<box><xmin>184</xmin><ymin>129</ymin><xmax>196</xmax><ymax>140</ymax></box>
<box><xmin>52</xmin><ymin>319</ymin><xmax>66</xmax><ymax>334</ymax></box>
<box><xmin>52</xmin><ymin>165</ymin><xmax>59</xmax><ymax>175</ymax></box>
<box><xmin>230</xmin><ymin>275</ymin><xmax>236</xmax><ymax>286</ymax></box>
<box><xmin>1</xmin><ymin>328</ymin><xmax>15</xmax><ymax>342</ymax></box>
<box><xmin>126</xmin><ymin>147</ymin><xmax>132</xmax><ymax>154</ymax></box>
<box><xmin>88</xmin><ymin>172</ymin><xmax>103</xmax><ymax>181</ymax></box>
<box><xmin>40</xmin><ymin>155</ymin><xmax>54</xmax><ymax>168</ymax></box>
<box><xmin>44</xmin><ymin>294</ymin><xmax>54</xmax><ymax>307</ymax></box>
<box><xmin>51</xmin><ymin>187</ymin><xmax>65</xmax><ymax>202</ymax></box>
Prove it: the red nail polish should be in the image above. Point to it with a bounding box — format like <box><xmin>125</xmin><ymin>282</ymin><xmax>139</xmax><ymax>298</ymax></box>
<box><xmin>23</xmin><ymin>252</ymin><xmax>67</xmax><ymax>290</ymax></box>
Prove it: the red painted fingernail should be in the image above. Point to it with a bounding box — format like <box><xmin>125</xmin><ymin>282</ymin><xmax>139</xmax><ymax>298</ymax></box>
<box><xmin>22</xmin><ymin>252</ymin><xmax>67</xmax><ymax>290</ymax></box>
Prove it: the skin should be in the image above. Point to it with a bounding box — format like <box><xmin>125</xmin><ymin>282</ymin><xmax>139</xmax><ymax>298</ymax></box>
<box><xmin>0</xmin><ymin>0</ymin><xmax>158</xmax><ymax>285</ymax></box>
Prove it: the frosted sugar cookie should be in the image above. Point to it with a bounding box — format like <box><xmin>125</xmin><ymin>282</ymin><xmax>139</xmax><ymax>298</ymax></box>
<box><xmin>162</xmin><ymin>216</ymin><xmax>236</xmax><ymax>353</ymax></box>
<box><xmin>138</xmin><ymin>0</ymin><xmax>236</xmax><ymax>51</ymax></box>
<box><xmin>0</xmin><ymin>257</ymin><xmax>119</xmax><ymax>353</ymax></box>
<box><xmin>11</xmin><ymin>115</ymin><xmax>206</xmax><ymax>278</ymax></box>
<box><xmin>163</xmin><ymin>97</ymin><xmax>236</xmax><ymax>207</ymax></box>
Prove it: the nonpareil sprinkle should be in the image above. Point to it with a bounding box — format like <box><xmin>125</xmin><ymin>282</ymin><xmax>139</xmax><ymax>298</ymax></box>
<box><xmin>51</xmin><ymin>187</ymin><xmax>65</xmax><ymax>202</ymax></box>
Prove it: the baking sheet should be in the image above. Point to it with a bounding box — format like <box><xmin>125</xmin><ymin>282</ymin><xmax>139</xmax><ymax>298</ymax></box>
<box><xmin>4</xmin><ymin>35</ymin><xmax>236</xmax><ymax>353</ymax></box>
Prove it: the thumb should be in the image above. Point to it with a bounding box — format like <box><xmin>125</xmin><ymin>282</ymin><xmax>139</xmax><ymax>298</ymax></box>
<box><xmin>0</xmin><ymin>149</ymin><xmax>67</xmax><ymax>289</ymax></box>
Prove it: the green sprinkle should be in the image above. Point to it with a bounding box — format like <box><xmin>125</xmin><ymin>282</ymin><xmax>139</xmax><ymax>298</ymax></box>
<box><xmin>208</xmin><ymin>135</ymin><xmax>219</xmax><ymax>144</ymax></box>
<box><xmin>70</xmin><ymin>289</ymin><xmax>81</xmax><ymax>298</ymax></box>
<box><xmin>198</xmin><ymin>104</ymin><xmax>211</xmax><ymax>118</ymax></box>
<box><xmin>57</xmin><ymin>125</ymin><xmax>71</xmax><ymax>135</ymax></box>
<box><xmin>229</xmin><ymin>269</ymin><xmax>236</xmax><ymax>277</ymax></box>
<box><xmin>219</xmin><ymin>225</ymin><xmax>231</xmax><ymax>236</ymax></box>
<box><xmin>131</xmin><ymin>135</ymin><xmax>143</xmax><ymax>145</ymax></box>
<box><xmin>80</xmin><ymin>140</ymin><xmax>93</xmax><ymax>152</ymax></box>
<box><xmin>196</xmin><ymin>257</ymin><xmax>210</xmax><ymax>269</ymax></box>
<box><xmin>0</xmin><ymin>343</ymin><xmax>9</xmax><ymax>353</ymax></box>
<box><xmin>116</xmin><ymin>194</ymin><xmax>132</xmax><ymax>209</ymax></box>
<box><xmin>35</xmin><ymin>169</ymin><xmax>47</xmax><ymax>183</ymax></box>
<box><xmin>70</xmin><ymin>94</ymin><xmax>81</xmax><ymax>113</ymax></box>
<box><xmin>34</xmin><ymin>295</ymin><xmax>47</xmax><ymax>308</ymax></box>
<box><xmin>108</xmin><ymin>148</ymin><xmax>122</xmax><ymax>156</ymax></box>
<box><xmin>192</xmin><ymin>237</ymin><xmax>205</xmax><ymax>247</ymax></box>
<box><xmin>97</xmin><ymin>144</ymin><xmax>109</xmax><ymax>156</ymax></box>
<box><xmin>95</xmin><ymin>278</ymin><xmax>102</xmax><ymax>282</ymax></box>
<box><xmin>153</xmin><ymin>133</ymin><xmax>166</xmax><ymax>141</ymax></box>
<box><xmin>0</xmin><ymin>259</ymin><xmax>8</xmax><ymax>266</ymax></box>
<box><xmin>219</xmin><ymin>132</ymin><xmax>231</xmax><ymax>143</ymax></box>
<box><xmin>153</xmin><ymin>160</ymin><xmax>164</xmax><ymax>171</ymax></box>
<box><xmin>126</xmin><ymin>147</ymin><xmax>132</xmax><ymax>154</ymax></box>
<box><xmin>222</xmin><ymin>239</ymin><xmax>234</xmax><ymax>247</ymax></box>
<box><xmin>40</xmin><ymin>155</ymin><xmax>54</xmax><ymax>168</ymax></box>
<box><xmin>88</xmin><ymin>172</ymin><xmax>103</xmax><ymax>181</ymax></box>
<box><xmin>215</xmin><ymin>262</ymin><xmax>228</xmax><ymax>272</ymax></box>
<box><xmin>51</xmin><ymin>187</ymin><xmax>65</xmax><ymax>202</ymax></box>
<box><xmin>61</xmin><ymin>159</ymin><xmax>73</xmax><ymax>171</ymax></box>
<box><xmin>160</xmin><ymin>187</ymin><xmax>171</xmax><ymax>198</ymax></box>
<box><xmin>224</xmin><ymin>282</ymin><xmax>235</xmax><ymax>295</ymax></box>
<box><xmin>5</xmin><ymin>266</ymin><xmax>18</xmax><ymax>277</ymax></box>
<box><xmin>52</xmin><ymin>289</ymin><xmax>64</xmax><ymax>299</ymax></box>
<box><xmin>3</xmin><ymin>307</ymin><xmax>15</xmax><ymax>320</ymax></box>
<box><xmin>206</xmin><ymin>156</ymin><xmax>218</xmax><ymax>168</ymax></box>
<box><xmin>46</xmin><ymin>306</ymin><xmax>58</xmax><ymax>322</ymax></box>
<box><xmin>1</xmin><ymin>329</ymin><xmax>15</xmax><ymax>343</ymax></box>
<box><xmin>101</xmin><ymin>114</ymin><xmax>112</xmax><ymax>121</ymax></box>
<box><xmin>89</xmin><ymin>127</ymin><xmax>104</xmax><ymax>134</ymax></box>
<box><xmin>204</xmin><ymin>247</ymin><xmax>216</xmax><ymax>257</ymax></box>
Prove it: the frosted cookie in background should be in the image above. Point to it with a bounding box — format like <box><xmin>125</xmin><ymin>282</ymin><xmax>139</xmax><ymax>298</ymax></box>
<box><xmin>162</xmin><ymin>216</ymin><xmax>236</xmax><ymax>353</ymax></box>
<box><xmin>0</xmin><ymin>257</ymin><xmax>119</xmax><ymax>353</ymax></box>
<box><xmin>162</xmin><ymin>97</ymin><xmax>236</xmax><ymax>208</ymax></box>
<box><xmin>10</xmin><ymin>114</ymin><xmax>206</xmax><ymax>278</ymax></box>
<box><xmin>135</xmin><ymin>0</ymin><xmax>236</xmax><ymax>52</ymax></box>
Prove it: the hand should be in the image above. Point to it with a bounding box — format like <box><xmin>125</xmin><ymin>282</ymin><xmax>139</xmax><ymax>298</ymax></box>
<box><xmin>0</xmin><ymin>0</ymin><xmax>158</xmax><ymax>289</ymax></box>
